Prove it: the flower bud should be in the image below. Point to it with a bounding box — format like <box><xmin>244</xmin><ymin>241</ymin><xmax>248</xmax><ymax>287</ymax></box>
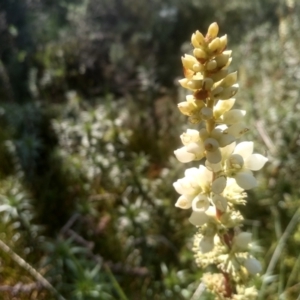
<box><xmin>219</xmin><ymin>34</ymin><xmax>228</xmax><ymax>51</ymax></box>
<box><xmin>210</xmin><ymin>69</ymin><xmax>229</xmax><ymax>82</ymax></box>
<box><xmin>193</xmin><ymin>63</ymin><xmax>204</xmax><ymax>72</ymax></box>
<box><xmin>191</xmin><ymin>30</ymin><xmax>205</xmax><ymax>48</ymax></box>
<box><xmin>244</xmin><ymin>257</ymin><xmax>262</xmax><ymax>275</ymax></box>
<box><xmin>208</xmin><ymin>38</ymin><xmax>221</xmax><ymax>52</ymax></box>
<box><xmin>218</xmin><ymin>84</ymin><xmax>239</xmax><ymax>100</ymax></box>
<box><xmin>207</xmin><ymin>22</ymin><xmax>219</xmax><ymax>39</ymax></box>
<box><xmin>212</xmin><ymin>176</ymin><xmax>227</xmax><ymax>194</ymax></box>
<box><xmin>206</xmin><ymin>60</ymin><xmax>217</xmax><ymax>71</ymax></box>
<box><xmin>214</xmin><ymin>98</ymin><xmax>236</xmax><ymax>119</ymax></box>
<box><xmin>234</xmin><ymin>232</ymin><xmax>252</xmax><ymax>249</ymax></box>
<box><xmin>181</xmin><ymin>54</ymin><xmax>198</xmax><ymax>70</ymax></box>
<box><xmin>193</xmin><ymin>48</ymin><xmax>207</xmax><ymax>60</ymax></box>
<box><xmin>200</xmin><ymin>107</ymin><xmax>213</xmax><ymax>120</ymax></box>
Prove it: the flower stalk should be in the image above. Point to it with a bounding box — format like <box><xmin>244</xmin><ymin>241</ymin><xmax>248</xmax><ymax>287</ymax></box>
<box><xmin>173</xmin><ymin>22</ymin><xmax>268</xmax><ymax>299</ymax></box>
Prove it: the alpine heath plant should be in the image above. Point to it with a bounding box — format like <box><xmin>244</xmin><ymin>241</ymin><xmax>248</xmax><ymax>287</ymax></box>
<box><xmin>173</xmin><ymin>22</ymin><xmax>268</xmax><ymax>299</ymax></box>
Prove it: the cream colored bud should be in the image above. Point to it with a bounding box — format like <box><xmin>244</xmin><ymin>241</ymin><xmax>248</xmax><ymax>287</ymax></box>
<box><xmin>211</xmin><ymin>86</ymin><xmax>223</xmax><ymax>98</ymax></box>
<box><xmin>214</xmin><ymin>98</ymin><xmax>236</xmax><ymax>119</ymax></box>
<box><xmin>195</xmin><ymin>30</ymin><xmax>205</xmax><ymax>46</ymax></box>
<box><xmin>207</xmin><ymin>22</ymin><xmax>219</xmax><ymax>38</ymax></box>
<box><xmin>206</xmin><ymin>60</ymin><xmax>217</xmax><ymax>71</ymax></box>
<box><xmin>210</xmin><ymin>69</ymin><xmax>228</xmax><ymax>82</ymax></box>
<box><xmin>215</xmin><ymin>50</ymin><xmax>232</xmax><ymax>68</ymax></box>
<box><xmin>188</xmin><ymin>80</ymin><xmax>203</xmax><ymax>90</ymax></box>
<box><xmin>179</xmin><ymin>78</ymin><xmax>203</xmax><ymax>90</ymax></box>
<box><xmin>177</xmin><ymin>101</ymin><xmax>195</xmax><ymax>116</ymax></box>
<box><xmin>219</xmin><ymin>34</ymin><xmax>228</xmax><ymax>50</ymax></box>
<box><xmin>221</xmin><ymin>72</ymin><xmax>238</xmax><ymax>88</ymax></box>
<box><xmin>211</xmin><ymin>128</ymin><xmax>222</xmax><ymax>140</ymax></box>
<box><xmin>193</xmin><ymin>48</ymin><xmax>207</xmax><ymax>60</ymax></box>
<box><xmin>181</xmin><ymin>54</ymin><xmax>197</xmax><ymax>70</ymax></box>
<box><xmin>202</xmin><ymin>78</ymin><xmax>214</xmax><ymax>90</ymax></box>
<box><xmin>234</xmin><ymin>232</ymin><xmax>252</xmax><ymax>249</ymax></box>
<box><xmin>208</xmin><ymin>38</ymin><xmax>221</xmax><ymax>52</ymax></box>
<box><xmin>212</xmin><ymin>176</ymin><xmax>227</xmax><ymax>194</ymax></box>
<box><xmin>244</xmin><ymin>257</ymin><xmax>262</xmax><ymax>275</ymax></box>
<box><xmin>218</xmin><ymin>84</ymin><xmax>239</xmax><ymax>99</ymax></box>
<box><xmin>200</xmin><ymin>107</ymin><xmax>213</xmax><ymax>120</ymax></box>
<box><xmin>191</xmin><ymin>33</ymin><xmax>200</xmax><ymax>48</ymax></box>
<box><xmin>212</xmin><ymin>194</ymin><xmax>227</xmax><ymax>212</ymax></box>
<box><xmin>193</xmin><ymin>63</ymin><xmax>204</xmax><ymax>72</ymax></box>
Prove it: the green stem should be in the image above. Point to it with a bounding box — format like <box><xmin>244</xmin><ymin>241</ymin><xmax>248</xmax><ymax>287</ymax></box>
<box><xmin>104</xmin><ymin>264</ymin><xmax>129</xmax><ymax>300</ymax></box>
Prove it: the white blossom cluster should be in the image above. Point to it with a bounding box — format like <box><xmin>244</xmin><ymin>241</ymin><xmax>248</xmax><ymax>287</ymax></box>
<box><xmin>173</xmin><ymin>22</ymin><xmax>268</xmax><ymax>299</ymax></box>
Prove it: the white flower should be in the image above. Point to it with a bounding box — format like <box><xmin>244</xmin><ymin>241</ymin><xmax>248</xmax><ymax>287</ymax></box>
<box><xmin>209</xmin><ymin>141</ymin><xmax>268</xmax><ymax>190</ymax></box>
<box><xmin>227</xmin><ymin>141</ymin><xmax>268</xmax><ymax>190</ymax></box>
<box><xmin>173</xmin><ymin>166</ymin><xmax>212</xmax><ymax>211</ymax></box>
<box><xmin>199</xmin><ymin>236</ymin><xmax>214</xmax><ymax>253</ymax></box>
<box><xmin>174</xmin><ymin>129</ymin><xmax>205</xmax><ymax>163</ymax></box>
<box><xmin>222</xmin><ymin>178</ymin><xmax>247</xmax><ymax>205</ymax></box>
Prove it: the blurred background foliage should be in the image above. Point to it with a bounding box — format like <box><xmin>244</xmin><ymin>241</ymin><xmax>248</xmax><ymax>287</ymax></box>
<box><xmin>0</xmin><ymin>0</ymin><xmax>299</xmax><ymax>299</ymax></box>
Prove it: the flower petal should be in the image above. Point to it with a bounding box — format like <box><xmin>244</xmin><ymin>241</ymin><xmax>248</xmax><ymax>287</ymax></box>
<box><xmin>212</xmin><ymin>176</ymin><xmax>227</xmax><ymax>194</ymax></box>
<box><xmin>235</xmin><ymin>172</ymin><xmax>257</xmax><ymax>190</ymax></box>
<box><xmin>192</xmin><ymin>195</ymin><xmax>210</xmax><ymax>212</ymax></box>
<box><xmin>234</xmin><ymin>232</ymin><xmax>252</xmax><ymax>250</ymax></box>
<box><xmin>175</xmin><ymin>195</ymin><xmax>193</xmax><ymax>209</ymax></box>
<box><xmin>220</xmin><ymin>142</ymin><xmax>236</xmax><ymax>160</ymax></box>
<box><xmin>227</xmin><ymin>122</ymin><xmax>250</xmax><ymax>138</ymax></box>
<box><xmin>223</xmin><ymin>109</ymin><xmax>246</xmax><ymax>125</ymax></box>
<box><xmin>199</xmin><ymin>236</ymin><xmax>214</xmax><ymax>253</ymax></box>
<box><xmin>233</xmin><ymin>141</ymin><xmax>253</xmax><ymax>158</ymax></box>
<box><xmin>189</xmin><ymin>211</ymin><xmax>209</xmax><ymax>226</ymax></box>
<box><xmin>212</xmin><ymin>194</ymin><xmax>227</xmax><ymax>212</ymax></box>
<box><xmin>206</xmin><ymin>148</ymin><xmax>222</xmax><ymax>164</ymax></box>
<box><xmin>214</xmin><ymin>98</ymin><xmax>236</xmax><ymax>119</ymax></box>
<box><xmin>174</xmin><ymin>147</ymin><xmax>195</xmax><ymax>163</ymax></box>
<box><xmin>244</xmin><ymin>257</ymin><xmax>262</xmax><ymax>275</ymax></box>
<box><xmin>244</xmin><ymin>153</ymin><xmax>268</xmax><ymax>171</ymax></box>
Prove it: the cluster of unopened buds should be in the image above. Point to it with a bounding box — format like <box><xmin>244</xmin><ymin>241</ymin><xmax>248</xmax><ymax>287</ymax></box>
<box><xmin>173</xmin><ymin>22</ymin><xmax>268</xmax><ymax>299</ymax></box>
